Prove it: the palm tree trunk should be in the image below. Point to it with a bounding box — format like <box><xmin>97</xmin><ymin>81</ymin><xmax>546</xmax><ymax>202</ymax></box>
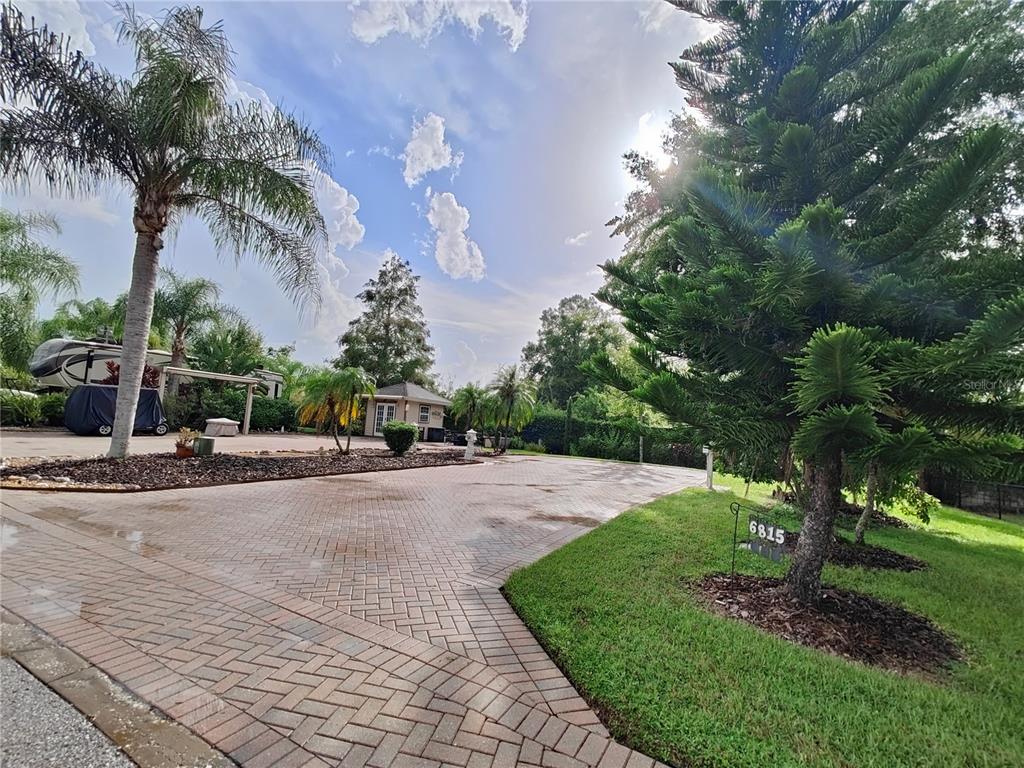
<box><xmin>108</xmin><ymin>230</ymin><xmax>162</xmax><ymax>458</ymax></box>
<box><xmin>784</xmin><ymin>451</ymin><xmax>842</xmax><ymax>603</ymax></box>
<box><xmin>854</xmin><ymin>462</ymin><xmax>878</xmax><ymax>545</ymax></box>
<box><xmin>344</xmin><ymin>396</ymin><xmax>354</xmax><ymax>455</ymax></box>
<box><xmin>332</xmin><ymin>415</ymin><xmax>342</xmax><ymax>453</ymax></box>
<box><xmin>167</xmin><ymin>330</ymin><xmax>186</xmax><ymax>396</ymax></box>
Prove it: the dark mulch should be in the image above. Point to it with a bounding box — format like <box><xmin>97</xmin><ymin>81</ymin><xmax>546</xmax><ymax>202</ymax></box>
<box><xmin>825</xmin><ymin>537</ymin><xmax>926</xmax><ymax>571</ymax></box>
<box><xmin>786</xmin><ymin>534</ymin><xmax>927</xmax><ymax>572</ymax></box>
<box><xmin>836</xmin><ymin>500</ymin><xmax>909</xmax><ymax>530</ymax></box>
<box><xmin>1</xmin><ymin>449</ymin><xmax>475</xmax><ymax>491</ymax></box>
<box><xmin>694</xmin><ymin>573</ymin><xmax>962</xmax><ymax>676</ymax></box>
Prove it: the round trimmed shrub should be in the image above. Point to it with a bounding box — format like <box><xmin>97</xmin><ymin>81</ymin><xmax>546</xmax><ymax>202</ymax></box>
<box><xmin>382</xmin><ymin>420</ymin><xmax>418</xmax><ymax>456</ymax></box>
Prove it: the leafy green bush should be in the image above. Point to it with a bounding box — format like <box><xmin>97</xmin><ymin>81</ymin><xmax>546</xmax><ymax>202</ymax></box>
<box><xmin>163</xmin><ymin>385</ymin><xmax>295</xmax><ymax>432</ymax></box>
<box><xmin>250</xmin><ymin>396</ymin><xmax>297</xmax><ymax>431</ymax></box>
<box><xmin>0</xmin><ymin>391</ymin><xmax>41</xmax><ymax>426</ymax></box>
<box><xmin>0</xmin><ymin>365</ymin><xmax>35</xmax><ymax>391</ymax></box>
<box><xmin>383</xmin><ymin>420</ymin><xmax>418</xmax><ymax>456</ymax></box>
<box><xmin>38</xmin><ymin>392</ymin><xmax>67</xmax><ymax>426</ymax></box>
<box><xmin>892</xmin><ymin>486</ymin><xmax>941</xmax><ymax>524</ymax></box>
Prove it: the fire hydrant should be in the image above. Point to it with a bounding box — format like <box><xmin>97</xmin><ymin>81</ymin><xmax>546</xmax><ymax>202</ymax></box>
<box><xmin>464</xmin><ymin>429</ymin><xmax>477</xmax><ymax>460</ymax></box>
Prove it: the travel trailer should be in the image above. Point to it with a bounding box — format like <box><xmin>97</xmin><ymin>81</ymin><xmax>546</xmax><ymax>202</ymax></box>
<box><xmin>28</xmin><ymin>338</ymin><xmax>286</xmax><ymax>399</ymax></box>
<box><xmin>28</xmin><ymin>338</ymin><xmax>173</xmax><ymax>391</ymax></box>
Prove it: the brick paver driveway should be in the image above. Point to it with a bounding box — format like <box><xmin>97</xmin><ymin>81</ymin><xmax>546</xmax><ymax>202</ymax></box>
<box><xmin>1</xmin><ymin>456</ymin><xmax>702</xmax><ymax>767</ymax></box>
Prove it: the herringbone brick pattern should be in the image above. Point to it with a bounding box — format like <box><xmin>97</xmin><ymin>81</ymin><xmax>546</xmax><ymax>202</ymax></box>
<box><xmin>1</xmin><ymin>456</ymin><xmax>701</xmax><ymax>766</ymax></box>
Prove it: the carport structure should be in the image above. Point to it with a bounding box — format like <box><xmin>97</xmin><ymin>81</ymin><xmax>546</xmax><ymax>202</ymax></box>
<box><xmin>156</xmin><ymin>366</ymin><xmax>260</xmax><ymax>435</ymax></box>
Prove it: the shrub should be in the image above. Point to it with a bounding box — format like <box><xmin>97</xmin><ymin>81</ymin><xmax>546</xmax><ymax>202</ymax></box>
<box><xmin>0</xmin><ymin>365</ymin><xmax>35</xmax><ymax>391</ymax></box>
<box><xmin>38</xmin><ymin>392</ymin><xmax>67</xmax><ymax>426</ymax></box>
<box><xmin>250</xmin><ymin>396</ymin><xmax>297</xmax><ymax>431</ymax></box>
<box><xmin>383</xmin><ymin>420</ymin><xmax>418</xmax><ymax>456</ymax></box>
<box><xmin>0</xmin><ymin>391</ymin><xmax>41</xmax><ymax>426</ymax></box>
<box><xmin>520</xmin><ymin>441</ymin><xmax>546</xmax><ymax>454</ymax></box>
<box><xmin>892</xmin><ymin>486</ymin><xmax>941</xmax><ymax>524</ymax></box>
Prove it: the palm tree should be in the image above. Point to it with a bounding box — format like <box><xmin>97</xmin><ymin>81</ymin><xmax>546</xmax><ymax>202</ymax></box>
<box><xmin>154</xmin><ymin>268</ymin><xmax>221</xmax><ymax>394</ymax></box>
<box><xmin>489</xmin><ymin>365</ymin><xmax>536</xmax><ymax>449</ymax></box>
<box><xmin>0</xmin><ymin>209</ymin><xmax>78</xmax><ymax>370</ymax></box>
<box><xmin>1</xmin><ymin>5</ymin><xmax>328</xmax><ymax>457</ymax></box>
<box><xmin>450</xmin><ymin>383</ymin><xmax>488</xmax><ymax>431</ymax></box>
<box><xmin>39</xmin><ymin>296</ymin><xmax>167</xmax><ymax>348</ymax></box>
<box><xmin>191</xmin><ymin>316</ymin><xmax>264</xmax><ymax>378</ymax></box>
<box><xmin>295</xmin><ymin>367</ymin><xmax>376</xmax><ymax>454</ymax></box>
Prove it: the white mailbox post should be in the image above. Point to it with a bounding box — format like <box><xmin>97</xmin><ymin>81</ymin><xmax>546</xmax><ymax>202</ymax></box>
<box><xmin>464</xmin><ymin>429</ymin><xmax>477</xmax><ymax>460</ymax></box>
<box><xmin>703</xmin><ymin>445</ymin><xmax>714</xmax><ymax>490</ymax></box>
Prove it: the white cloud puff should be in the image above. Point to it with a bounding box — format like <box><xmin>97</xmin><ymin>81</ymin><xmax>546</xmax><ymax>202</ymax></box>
<box><xmin>426</xmin><ymin>191</ymin><xmax>485</xmax><ymax>281</ymax></box>
<box><xmin>402</xmin><ymin>113</ymin><xmax>462</xmax><ymax>187</ymax></box>
<box><xmin>19</xmin><ymin>1</ymin><xmax>96</xmax><ymax>55</ymax></box>
<box><xmin>564</xmin><ymin>231</ymin><xmax>590</xmax><ymax>246</ymax></box>
<box><xmin>309</xmin><ymin>166</ymin><xmax>366</xmax><ymax>259</ymax></box>
<box><xmin>351</xmin><ymin>1</ymin><xmax>528</xmax><ymax>52</ymax></box>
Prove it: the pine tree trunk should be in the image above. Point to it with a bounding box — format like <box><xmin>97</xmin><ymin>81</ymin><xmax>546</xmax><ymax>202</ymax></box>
<box><xmin>108</xmin><ymin>230</ymin><xmax>162</xmax><ymax>458</ymax></box>
<box><xmin>784</xmin><ymin>451</ymin><xmax>842</xmax><ymax>603</ymax></box>
<box><xmin>854</xmin><ymin>462</ymin><xmax>878</xmax><ymax>545</ymax></box>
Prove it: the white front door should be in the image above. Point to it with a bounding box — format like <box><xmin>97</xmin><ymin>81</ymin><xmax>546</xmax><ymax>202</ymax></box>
<box><xmin>374</xmin><ymin>403</ymin><xmax>396</xmax><ymax>435</ymax></box>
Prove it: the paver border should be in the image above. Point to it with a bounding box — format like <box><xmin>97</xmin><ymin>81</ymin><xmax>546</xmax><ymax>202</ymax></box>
<box><xmin>1</xmin><ymin>609</ymin><xmax>235</xmax><ymax>767</ymax></box>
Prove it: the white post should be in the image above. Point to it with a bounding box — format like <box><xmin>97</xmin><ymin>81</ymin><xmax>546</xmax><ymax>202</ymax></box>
<box><xmin>464</xmin><ymin>429</ymin><xmax>477</xmax><ymax>460</ymax></box>
<box><xmin>242</xmin><ymin>383</ymin><xmax>253</xmax><ymax>435</ymax></box>
<box><xmin>704</xmin><ymin>446</ymin><xmax>714</xmax><ymax>490</ymax></box>
<box><xmin>157</xmin><ymin>368</ymin><xmax>167</xmax><ymax>398</ymax></box>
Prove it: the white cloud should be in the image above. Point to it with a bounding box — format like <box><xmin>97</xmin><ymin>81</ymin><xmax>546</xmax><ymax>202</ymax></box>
<box><xmin>19</xmin><ymin>1</ymin><xmax>96</xmax><ymax>56</ymax></box>
<box><xmin>224</xmin><ymin>77</ymin><xmax>275</xmax><ymax>111</ymax></box>
<box><xmin>307</xmin><ymin>256</ymin><xmax>361</xmax><ymax>347</ymax></box>
<box><xmin>426</xmin><ymin>191</ymin><xmax>485</xmax><ymax>281</ymax></box>
<box><xmin>351</xmin><ymin>1</ymin><xmax>529</xmax><ymax>52</ymax></box>
<box><xmin>564</xmin><ymin>231</ymin><xmax>590</xmax><ymax>247</ymax></box>
<box><xmin>637</xmin><ymin>1</ymin><xmax>679</xmax><ymax>34</ymax></box>
<box><xmin>309</xmin><ymin>167</ymin><xmax>365</xmax><ymax>259</ymax></box>
<box><xmin>402</xmin><ymin>113</ymin><xmax>463</xmax><ymax>187</ymax></box>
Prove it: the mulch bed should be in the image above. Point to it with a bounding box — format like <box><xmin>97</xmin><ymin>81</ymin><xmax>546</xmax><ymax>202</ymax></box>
<box><xmin>836</xmin><ymin>500</ymin><xmax>909</xmax><ymax>530</ymax></box>
<box><xmin>0</xmin><ymin>449</ymin><xmax>476</xmax><ymax>492</ymax></box>
<box><xmin>786</xmin><ymin>534</ymin><xmax>927</xmax><ymax>572</ymax></box>
<box><xmin>694</xmin><ymin>573</ymin><xmax>961</xmax><ymax>676</ymax></box>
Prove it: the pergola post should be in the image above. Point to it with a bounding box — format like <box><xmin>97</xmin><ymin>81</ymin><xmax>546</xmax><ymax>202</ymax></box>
<box><xmin>157</xmin><ymin>368</ymin><xmax>167</xmax><ymax>398</ymax></box>
<box><xmin>243</xmin><ymin>383</ymin><xmax>254</xmax><ymax>435</ymax></box>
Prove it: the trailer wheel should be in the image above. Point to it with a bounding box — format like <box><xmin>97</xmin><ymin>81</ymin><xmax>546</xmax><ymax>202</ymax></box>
<box><xmin>98</xmin><ymin>425</ymin><xmax>112</xmax><ymax>436</ymax></box>
<box><xmin>154</xmin><ymin>423</ymin><xmax>169</xmax><ymax>436</ymax></box>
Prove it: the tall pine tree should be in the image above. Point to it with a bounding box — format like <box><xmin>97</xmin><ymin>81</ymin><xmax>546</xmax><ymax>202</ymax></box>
<box><xmin>336</xmin><ymin>254</ymin><xmax>435</xmax><ymax>387</ymax></box>
<box><xmin>596</xmin><ymin>1</ymin><xmax>1024</xmax><ymax>603</ymax></box>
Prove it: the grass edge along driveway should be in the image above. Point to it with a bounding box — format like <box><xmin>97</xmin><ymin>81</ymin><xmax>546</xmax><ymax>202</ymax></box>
<box><xmin>504</xmin><ymin>480</ymin><xmax>1023</xmax><ymax>768</ymax></box>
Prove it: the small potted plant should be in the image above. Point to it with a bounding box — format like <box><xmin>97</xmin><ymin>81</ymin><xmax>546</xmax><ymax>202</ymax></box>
<box><xmin>175</xmin><ymin>427</ymin><xmax>201</xmax><ymax>458</ymax></box>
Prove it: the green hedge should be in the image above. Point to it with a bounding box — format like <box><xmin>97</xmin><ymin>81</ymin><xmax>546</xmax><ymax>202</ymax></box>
<box><xmin>164</xmin><ymin>386</ymin><xmax>296</xmax><ymax>431</ymax></box>
<box><xmin>520</xmin><ymin>407</ymin><xmax>705</xmax><ymax>468</ymax></box>
<box><xmin>39</xmin><ymin>392</ymin><xmax>67</xmax><ymax>426</ymax></box>
<box><xmin>0</xmin><ymin>391</ymin><xmax>41</xmax><ymax>426</ymax></box>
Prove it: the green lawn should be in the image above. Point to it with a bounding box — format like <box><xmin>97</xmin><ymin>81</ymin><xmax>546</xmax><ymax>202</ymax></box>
<box><xmin>504</xmin><ymin>483</ymin><xmax>1023</xmax><ymax>768</ymax></box>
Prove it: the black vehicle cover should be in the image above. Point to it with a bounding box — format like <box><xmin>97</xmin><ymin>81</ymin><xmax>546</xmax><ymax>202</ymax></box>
<box><xmin>64</xmin><ymin>385</ymin><xmax>166</xmax><ymax>436</ymax></box>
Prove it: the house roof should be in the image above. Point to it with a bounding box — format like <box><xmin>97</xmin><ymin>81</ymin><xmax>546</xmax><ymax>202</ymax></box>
<box><xmin>374</xmin><ymin>382</ymin><xmax>452</xmax><ymax>406</ymax></box>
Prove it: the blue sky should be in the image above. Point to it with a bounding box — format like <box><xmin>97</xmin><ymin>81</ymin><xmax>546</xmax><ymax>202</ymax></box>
<box><xmin>13</xmin><ymin>1</ymin><xmax>706</xmax><ymax>386</ymax></box>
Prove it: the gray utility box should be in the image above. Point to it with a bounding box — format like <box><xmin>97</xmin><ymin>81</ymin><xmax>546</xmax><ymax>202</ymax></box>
<box><xmin>193</xmin><ymin>436</ymin><xmax>216</xmax><ymax>456</ymax></box>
